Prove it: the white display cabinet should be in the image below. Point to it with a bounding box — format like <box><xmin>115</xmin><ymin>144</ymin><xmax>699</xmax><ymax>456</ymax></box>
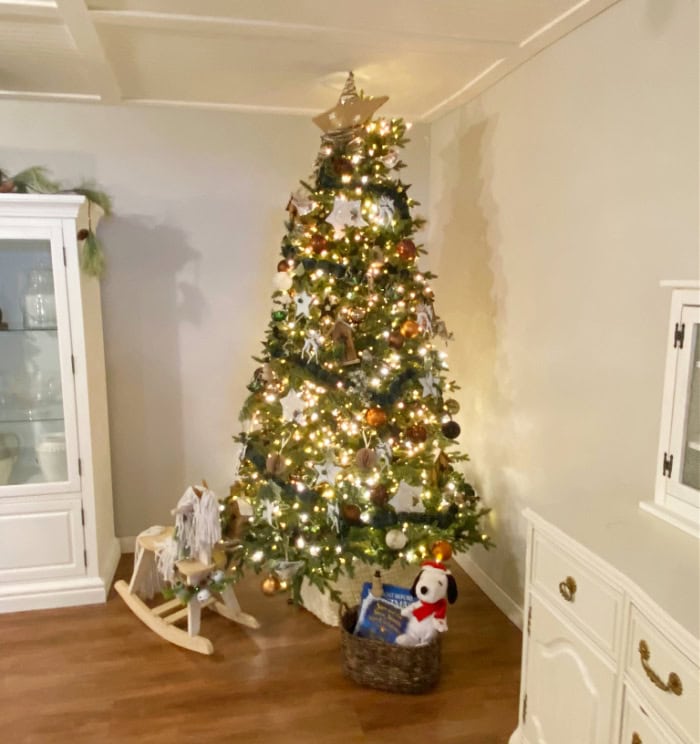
<box><xmin>0</xmin><ymin>194</ymin><xmax>118</xmax><ymax>612</ymax></box>
<box><xmin>641</xmin><ymin>281</ymin><xmax>700</xmax><ymax>537</ymax></box>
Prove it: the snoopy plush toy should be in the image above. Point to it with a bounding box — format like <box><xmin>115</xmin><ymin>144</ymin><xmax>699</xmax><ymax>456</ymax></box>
<box><xmin>396</xmin><ymin>560</ymin><xmax>458</xmax><ymax>646</ymax></box>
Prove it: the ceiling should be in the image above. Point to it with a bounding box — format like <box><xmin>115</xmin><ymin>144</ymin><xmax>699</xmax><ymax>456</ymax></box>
<box><xmin>0</xmin><ymin>0</ymin><xmax>622</xmax><ymax>121</ymax></box>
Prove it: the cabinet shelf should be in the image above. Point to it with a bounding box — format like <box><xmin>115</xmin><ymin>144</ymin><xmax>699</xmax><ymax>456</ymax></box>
<box><xmin>0</xmin><ymin>328</ymin><xmax>58</xmax><ymax>334</ymax></box>
<box><xmin>0</xmin><ymin>413</ymin><xmax>64</xmax><ymax>425</ymax></box>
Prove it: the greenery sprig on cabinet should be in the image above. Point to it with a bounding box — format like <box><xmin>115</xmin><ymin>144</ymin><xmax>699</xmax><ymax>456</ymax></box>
<box><xmin>0</xmin><ymin>166</ymin><xmax>112</xmax><ymax>277</ymax></box>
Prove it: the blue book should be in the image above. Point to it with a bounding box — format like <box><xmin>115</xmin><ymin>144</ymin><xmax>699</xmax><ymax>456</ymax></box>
<box><xmin>354</xmin><ymin>581</ymin><xmax>413</xmax><ymax>644</ymax></box>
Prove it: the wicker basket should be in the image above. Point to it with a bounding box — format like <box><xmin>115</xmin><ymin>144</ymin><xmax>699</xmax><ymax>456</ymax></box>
<box><xmin>340</xmin><ymin>605</ymin><xmax>441</xmax><ymax>694</ymax></box>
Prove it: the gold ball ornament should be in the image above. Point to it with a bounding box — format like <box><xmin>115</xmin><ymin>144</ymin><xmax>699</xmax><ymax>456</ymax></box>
<box><xmin>431</xmin><ymin>540</ymin><xmax>453</xmax><ymax>562</ymax></box>
<box><xmin>385</xmin><ymin>529</ymin><xmax>408</xmax><ymax>550</ymax></box>
<box><xmin>365</xmin><ymin>407</ymin><xmax>387</xmax><ymax>428</ymax></box>
<box><xmin>400</xmin><ymin>319</ymin><xmax>420</xmax><ymax>339</ymax></box>
<box><xmin>355</xmin><ymin>447</ymin><xmax>378</xmax><ymax>470</ymax></box>
<box><xmin>396</xmin><ymin>239</ymin><xmax>417</xmax><ymax>260</ymax></box>
<box><xmin>444</xmin><ymin>398</ymin><xmax>460</xmax><ymax>415</ymax></box>
<box><xmin>261</xmin><ymin>574</ymin><xmax>281</xmax><ymax>596</ymax></box>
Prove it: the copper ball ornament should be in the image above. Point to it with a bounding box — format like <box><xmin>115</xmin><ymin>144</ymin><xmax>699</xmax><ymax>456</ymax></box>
<box><xmin>310</xmin><ymin>233</ymin><xmax>328</xmax><ymax>254</ymax></box>
<box><xmin>277</xmin><ymin>259</ymin><xmax>291</xmax><ymax>272</ymax></box>
<box><xmin>431</xmin><ymin>540</ymin><xmax>453</xmax><ymax>562</ymax></box>
<box><xmin>341</xmin><ymin>503</ymin><xmax>362</xmax><ymax>524</ymax></box>
<box><xmin>400</xmin><ymin>319</ymin><xmax>420</xmax><ymax>339</ymax></box>
<box><xmin>442</xmin><ymin>420</ymin><xmax>461</xmax><ymax>439</ymax></box>
<box><xmin>406</xmin><ymin>424</ymin><xmax>428</xmax><ymax>443</ymax></box>
<box><xmin>355</xmin><ymin>447</ymin><xmax>377</xmax><ymax>470</ymax></box>
<box><xmin>396</xmin><ymin>239</ymin><xmax>417</xmax><ymax>260</ymax></box>
<box><xmin>370</xmin><ymin>484</ymin><xmax>389</xmax><ymax>507</ymax></box>
<box><xmin>388</xmin><ymin>331</ymin><xmax>404</xmax><ymax>349</ymax></box>
<box><xmin>365</xmin><ymin>407</ymin><xmax>387</xmax><ymax>428</ymax></box>
<box><xmin>444</xmin><ymin>398</ymin><xmax>460</xmax><ymax>415</ymax></box>
<box><xmin>261</xmin><ymin>574</ymin><xmax>281</xmax><ymax>596</ymax></box>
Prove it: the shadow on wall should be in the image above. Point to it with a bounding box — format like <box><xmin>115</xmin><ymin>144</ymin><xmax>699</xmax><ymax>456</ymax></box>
<box><xmin>98</xmin><ymin>215</ymin><xmax>204</xmax><ymax>536</ymax></box>
<box><xmin>432</xmin><ymin>111</ymin><xmax>526</xmax><ymax>605</ymax></box>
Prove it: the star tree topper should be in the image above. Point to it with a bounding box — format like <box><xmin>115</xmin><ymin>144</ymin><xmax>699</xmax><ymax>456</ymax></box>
<box><xmin>312</xmin><ymin>71</ymin><xmax>388</xmax><ymax>134</ymax></box>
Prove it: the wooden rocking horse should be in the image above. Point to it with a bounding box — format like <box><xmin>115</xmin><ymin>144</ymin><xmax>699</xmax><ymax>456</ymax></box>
<box><xmin>115</xmin><ymin>481</ymin><xmax>259</xmax><ymax>655</ymax></box>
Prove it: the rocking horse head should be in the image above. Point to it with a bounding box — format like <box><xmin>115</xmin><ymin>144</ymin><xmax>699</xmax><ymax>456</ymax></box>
<box><xmin>171</xmin><ymin>480</ymin><xmax>222</xmax><ymax>565</ymax></box>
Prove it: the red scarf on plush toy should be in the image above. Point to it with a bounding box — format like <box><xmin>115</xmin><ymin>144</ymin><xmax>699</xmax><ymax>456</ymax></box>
<box><xmin>412</xmin><ymin>598</ymin><xmax>447</xmax><ymax>622</ymax></box>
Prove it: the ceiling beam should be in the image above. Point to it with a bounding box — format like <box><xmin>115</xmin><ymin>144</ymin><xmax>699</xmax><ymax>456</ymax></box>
<box><xmin>54</xmin><ymin>0</ymin><xmax>122</xmax><ymax>104</ymax></box>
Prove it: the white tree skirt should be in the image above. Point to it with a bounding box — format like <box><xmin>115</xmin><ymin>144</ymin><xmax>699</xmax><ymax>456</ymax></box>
<box><xmin>299</xmin><ymin>561</ymin><xmax>417</xmax><ymax>626</ymax></box>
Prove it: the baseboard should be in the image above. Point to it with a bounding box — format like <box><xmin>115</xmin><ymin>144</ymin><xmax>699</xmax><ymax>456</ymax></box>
<box><xmin>456</xmin><ymin>553</ymin><xmax>523</xmax><ymax>630</ymax></box>
<box><xmin>0</xmin><ymin>576</ymin><xmax>109</xmax><ymax>613</ymax></box>
<box><xmin>119</xmin><ymin>535</ymin><xmax>136</xmax><ymax>554</ymax></box>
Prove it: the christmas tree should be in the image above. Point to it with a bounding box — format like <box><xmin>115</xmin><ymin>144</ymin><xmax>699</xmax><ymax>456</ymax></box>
<box><xmin>224</xmin><ymin>73</ymin><xmax>491</xmax><ymax>602</ymax></box>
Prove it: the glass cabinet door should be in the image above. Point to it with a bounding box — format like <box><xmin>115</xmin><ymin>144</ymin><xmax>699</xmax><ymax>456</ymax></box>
<box><xmin>0</xmin><ymin>226</ymin><xmax>79</xmax><ymax>493</ymax></box>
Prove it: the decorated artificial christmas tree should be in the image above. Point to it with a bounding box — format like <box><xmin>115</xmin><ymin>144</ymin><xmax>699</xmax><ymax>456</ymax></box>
<box><xmin>224</xmin><ymin>73</ymin><xmax>491</xmax><ymax>606</ymax></box>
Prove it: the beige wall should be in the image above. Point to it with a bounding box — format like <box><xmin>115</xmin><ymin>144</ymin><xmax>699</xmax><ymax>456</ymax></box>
<box><xmin>429</xmin><ymin>0</ymin><xmax>698</xmax><ymax>607</ymax></box>
<box><xmin>0</xmin><ymin>99</ymin><xmax>430</xmax><ymax>537</ymax></box>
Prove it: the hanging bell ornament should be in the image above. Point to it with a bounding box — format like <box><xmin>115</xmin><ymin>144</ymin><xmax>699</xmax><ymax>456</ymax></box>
<box><xmin>365</xmin><ymin>407</ymin><xmax>387</xmax><ymax>427</ymax></box>
<box><xmin>311</xmin><ymin>233</ymin><xmax>328</xmax><ymax>254</ymax></box>
<box><xmin>400</xmin><ymin>319</ymin><xmax>420</xmax><ymax>339</ymax></box>
<box><xmin>431</xmin><ymin>540</ymin><xmax>453</xmax><ymax>562</ymax></box>
<box><xmin>396</xmin><ymin>239</ymin><xmax>417</xmax><ymax>260</ymax></box>
<box><xmin>406</xmin><ymin>424</ymin><xmax>428</xmax><ymax>443</ymax></box>
<box><xmin>370</xmin><ymin>484</ymin><xmax>389</xmax><ymax>507</ymax></box>
<box><xmin>444</xmin><ymin>398</ymin><xmax>460</xmax><ymax>415</ymax></box>
<box><xmin>442</xmin><ymin>420</ymin><xmax>461</xmax><ymax>439</ymax></box>
<box><xmin>261</xmin><ymin>574</ymin><xmax>281</xmax><ymax>596</ymax></box>
<box><xmin>388</xmin><ymin>330</ymin><xmax>404</xmax><ymax>349</ymax></box>
<box><xmin>355</xmin><ymin>447</ymin><xmax>377</xmax><ymax>470</ymax></box>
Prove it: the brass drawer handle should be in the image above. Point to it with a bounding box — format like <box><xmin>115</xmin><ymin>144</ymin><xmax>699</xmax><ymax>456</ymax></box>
<box><xmin>632</xmin><ymin>734</ymin><xmax>642</xmax><ymax>744</ymax></box>
<box><xmin>638</xmin><ymin>640</ymin><xmax>683</xmax><ymax>696</ymax></box>
<box><xmin>558</xmin><ymin>576</ymin><xmax>577</xmax><ymax>602</ymax></box>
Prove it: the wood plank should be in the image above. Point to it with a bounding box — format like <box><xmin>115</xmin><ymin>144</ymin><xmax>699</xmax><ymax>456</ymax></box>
<box><xmin>0</xmin><ymin>556</ymin><xmax>521</xmax><ymax>743</ymax></box>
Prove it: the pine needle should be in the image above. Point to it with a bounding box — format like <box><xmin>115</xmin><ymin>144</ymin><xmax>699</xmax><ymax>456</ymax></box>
<box><xmin>80</xmin><ymin>231</ymin><xmax>106</xmax><ymax>277</ymax></box>
<box><xmin>73</xmin><ymin>182</ymin><xmax>113</xmax><ymax>216</ymax></box>
<box><xmin>11</xmin><ymin>166</ymin><xmax>61</xmax><ymax>194</ymax></box>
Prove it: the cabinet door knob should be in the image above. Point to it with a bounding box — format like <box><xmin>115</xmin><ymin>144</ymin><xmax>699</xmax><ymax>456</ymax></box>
<box><xmin>558</xmin><ymin>576</ymin><xmax>577</xmax><ymax>602</ymax></box>
<box><xmin>638</xmin><ymin>640</ymin><xmax>683</xmax><ymax>696</ymax></box>
<box><xmin>631</xmin><ymin>734</ymin><xmax>642</xmax><ymax>744</ymax></box>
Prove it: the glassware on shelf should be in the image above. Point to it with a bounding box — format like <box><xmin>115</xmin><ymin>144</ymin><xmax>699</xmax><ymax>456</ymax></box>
<box><xmin>0</xmin><ymin>431</ymin><xmax>19</xmax><ymax>485</ymax></box>
<box><xmin>21</xmin><ymin>266</ymin><xmax>56</xmax><ymax>329</ymax></box>
<box><xmin>36</xmin><ymin>432</ymin><xmax>67</xmax><ymax>482</ymax></box>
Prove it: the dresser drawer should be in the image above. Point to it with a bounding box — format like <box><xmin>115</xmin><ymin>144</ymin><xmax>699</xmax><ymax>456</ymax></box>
<box><xmin>530</xmin><ymin>532</ymin><xmax>623</xmax><ymax>655</ymax></box>
<box><xmin>625</xmin><ymin>607</ymin><xmax>699</xmax><ymax>743</ymax></box>
<box><xmin>620</xmin><ymin>686</ymin><xmax>685</xmax><ymax>744</ymax></box>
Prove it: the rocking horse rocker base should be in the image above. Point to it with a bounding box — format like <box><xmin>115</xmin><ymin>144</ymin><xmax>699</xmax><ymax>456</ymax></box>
<box><xmin>116</xmin><ymin>525</ymin><xmax>259</xmax><ymax>655</ymax></box>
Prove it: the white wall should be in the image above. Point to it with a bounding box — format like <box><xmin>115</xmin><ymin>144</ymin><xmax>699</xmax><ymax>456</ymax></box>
<box><xmin>0</xmin><ymin>100</ymin><xmax>430</xmax><ymax>538</ymax></box>
<box><xmin>429</xmin><ymin>0</ymin><xmax>698</xmax><ymax>606</ymax></box>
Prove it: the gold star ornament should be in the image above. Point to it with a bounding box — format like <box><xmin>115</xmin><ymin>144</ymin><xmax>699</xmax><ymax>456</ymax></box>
<box><xmin>313</xmin><ymin>72</ymin><xmax>388</xmax><ymax>134</ymax></box>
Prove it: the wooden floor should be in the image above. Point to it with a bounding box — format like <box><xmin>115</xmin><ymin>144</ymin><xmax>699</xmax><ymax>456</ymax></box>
<box><xmin>0</xmin><ymin>557</ymin><xmax>522</xmax><ymax>744</ymax></box>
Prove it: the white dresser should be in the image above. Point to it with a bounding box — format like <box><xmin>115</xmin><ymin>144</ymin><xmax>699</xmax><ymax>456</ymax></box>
<box><xmin>510</xmin><ymin>501</ymin><xmax>700</xmax><ymax>744</ymax></box>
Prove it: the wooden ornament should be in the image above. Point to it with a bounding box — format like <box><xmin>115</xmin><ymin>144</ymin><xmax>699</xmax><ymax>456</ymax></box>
<box><xmin>310</xmin><ymin>233</ymin><xmax>328</xmax><ymax>254</ymax></box>
<box><xmin>400</xmin><ymin>319</ymin><xmax>420</xmax><ymax>339</ymax></box>
<box><xmin>365</xmin><ymin>407</ymin><xmax>387</xmax><ymax>427</ymax></box>
<box><xmin>261</xmin><ymin>574</ymin><xmax>281</xmax><ymax>596</ymax></box>
<box><xmin>444</xmin><ymin>398</ymin><xmax>460</xmax><ymax>415</ymax></box>
<box><xmin>430</xmin><ymin>450</ymin><xmax>453</xmax><ymax>488</ymax></box>
<box><xmin>431</xmin><ymin>540</ymin><xmax>453</xmax><ymax>562</ymax></box>
<box><xmin>396</xmin><ymin>239</ymin><xmax>417</xmax><ymax>260</ymax></box>
<box><xmin>341</xmin><ymin>503</ymin><xmax>362</xmax><ymax>524</ymax></box>
<box><xmin>331</xmin><ymin>319</ymin><xmax>360</xmax><ymax>366</ymax></box>
<box><xmin>406</xmin><ymin>424</ymin><xmax>427</xmax><ymax>443</ymax></box>
<box><xmin>265</xmin><ymin>453</ymin><xmax>286</xmax><ymax>477</ymax></box>
<box><xmin>355</xmin><ymin>447</ymin><xmax>377</xmax><ymax>470</ymax></box>
<box><xmin>442</xmin><ymin>420</ymin><xmax>461</xmax><ymax>439</ymax></box>
<box><xmin>370</xmin><ymin>484</ymin><xmax>389</xmax><ymax>507</ymax></box>
<box><xmin>388</xmin><ymin>331</ymin><xmax>404</xmax><ymax>349</ymax></box>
